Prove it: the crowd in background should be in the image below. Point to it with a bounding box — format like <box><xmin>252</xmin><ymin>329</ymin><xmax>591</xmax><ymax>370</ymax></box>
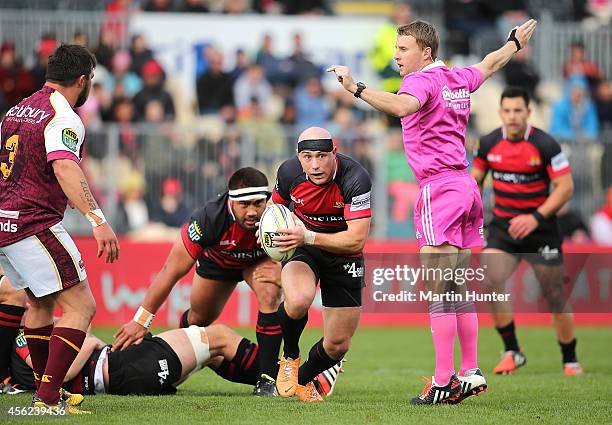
<box><xmin>0</xmin><ymin>0</ymin><xmax>611</xmax><ymax>244</ymax></box>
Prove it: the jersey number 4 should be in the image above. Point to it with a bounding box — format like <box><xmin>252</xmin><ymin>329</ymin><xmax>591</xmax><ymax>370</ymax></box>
<box><xmin>0</xmin><ymin>135</ymin><xmax>19</xmax><ymax>180</ymax></box>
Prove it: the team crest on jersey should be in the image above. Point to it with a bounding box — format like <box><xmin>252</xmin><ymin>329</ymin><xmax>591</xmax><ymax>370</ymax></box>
<box><xmin>62</xmin><ymin>128</ymin><xmax>78</xmax><ymax>152</ymax></box>
<box><xmin>333</xmin><ymin>201</ymin><xmax>345</xmax><ymax>209</ymax></box>
<box><xmin>188</xmin><ymin>220</ymin><xmax>203</xmax><ymax>242</ymax></box>
<box><xmin>527</xmin><ymin>156</ymin><xmax>542</xmax><ymax>166</ymax></box>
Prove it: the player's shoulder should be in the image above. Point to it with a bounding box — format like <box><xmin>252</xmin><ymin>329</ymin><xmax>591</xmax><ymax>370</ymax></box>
<box><xmin>197</xmin><ymin>192</ymin><xmax>231</xmax><ymax>225</ymax></box>
<box><xmin>479</xmin><ymin>128</ymin><xmax>503</xmax><ymax>151</ymax></box>
<box><xmin>529</xmin><ymin>127</ymin><xmax>560</xmax><ymax>148</ymax></box>
<box><xmin>277</xmin><ymin>156</ymin><xmax>303</xmax><ymax>181</ymax></box>
<box><xmin>47</xmin><ymin>91</ymin><xmax>84</xmax><ymax>132</ymax></box>
<box><xmin>337</xmin><ymin>153</ymin><xmax>372</xmax><ymax>188</ymax></box>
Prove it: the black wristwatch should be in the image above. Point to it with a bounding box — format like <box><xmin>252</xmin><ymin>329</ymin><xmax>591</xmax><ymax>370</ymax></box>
<box><xmin>354</xmin><ymin>81</ymin><xmax>366</xmax><ymax>98</ymax></box>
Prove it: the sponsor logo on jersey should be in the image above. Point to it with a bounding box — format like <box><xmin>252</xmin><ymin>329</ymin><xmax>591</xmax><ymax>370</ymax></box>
<box><xmin>220</xmin><ymin>249</ymin><xmax>265</xmax><ymax>260</ymax></box>
<box><xmin>15</xmin><ymin>329</ymin><xmax>27</xmax><ymax>348</ymax></box>
<box><xmin>188</xmin><ymin>220</ymin><xmax>202</xmax><ymax>242</ymax></box>
<box><xmin>0</xmin><ymin>219</ymin><xmax>18</xmax><ymax>233</ymax></box>
<box><xmin>527</xmin><ymin>156</ymin><xmax>542</xmax><ymax>166</ymax></box>
<box><xmin>290</xmin><ymin>194</ymin><xmax>304</xmax><ymax>206</ymax></box>
<box><xmin>219</xmin><ymin>239</ymin><xmax>236</xmax><ymax>247</ymax></box>
<box><xmin>5</xmin><ymin>104</ymin><xmax>51</xmax><ymax>124</ymax></box>
<box><xmin>550</xmin><ymin>152</ymin><xmax>569</xmax><ymax>172</ymax></box>
<box><xmin>441</xmin><ymin>86</ymin><xmax>470</xmax><ymax>102</ymax></box>
<box><xmin>78</xmin><ymin>259</ymin><xmax>85</xmax><ymax>271</ymax></box>
<box><xmin>492</xmin><ymin>170</ymin><xmax>542</xmax><ymax>184</ymax></box>
<box><xmin>61</xmin><ymin>128</ymin><xmax>79</xmax><ymax>152</ymax></box>
<box><xmin>158</xmin><ymin>359</ymin><xmax>169</xmax><ymax>385</ymax></box>
<box><xmin>415</xmin><ymin>229</ymin><xmax>422</xmax><ymax>239</ymax></box>
<box><xmin>479</xmin><ymin>225</ymin><xmax>484</xmax><ymax>238</ymax></box>
<box><xmin>350</xmin><ymin>191</ymin><xmax>371</xmax><ymax>212</ymax></box>
<box><xmin>487</xmin><ymin>153</ymin><xmax>502</xmax><ymax>163</ymax></box>
<box><xmin>302</xmin><ymin>214</ymin><xmax>345</xmax><ymax>223</ymax></box>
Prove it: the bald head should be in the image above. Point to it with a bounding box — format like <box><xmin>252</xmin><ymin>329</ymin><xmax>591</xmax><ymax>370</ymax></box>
<box><xmin>298</xmin><ymin>126</ymin><xmax>332</xmax><ymax>143</ymax></box>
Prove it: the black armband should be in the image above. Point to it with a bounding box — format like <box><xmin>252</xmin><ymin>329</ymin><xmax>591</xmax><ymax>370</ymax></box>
<box><xmin>532</xmin><ymin>210</ymin><xmax>545</xmax><ymax>225</ymax></box>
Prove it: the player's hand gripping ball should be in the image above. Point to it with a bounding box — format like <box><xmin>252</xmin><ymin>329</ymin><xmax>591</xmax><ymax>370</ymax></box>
<box><xmin>259</xmin><ymin>204</ymin><xmax>296</xmax><ymax>262</ymax></box>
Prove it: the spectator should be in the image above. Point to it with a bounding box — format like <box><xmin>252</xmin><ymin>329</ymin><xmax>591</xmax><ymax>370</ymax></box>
<box><xmin>0</xmin><ymin>42</ymin><xmax>35</xmax><ymax>108</ymax></box>
<box><xmin>116</xmin><ymin>171</ymin><xmax>149</xmax><ymax>233</ymax></box>
<box><xmin>252</xmin><ymin>0</ymin><xmax>283</xmax><ymax>13</ymax></box>
<box><xmin>180</xmin><ymin>0</ymin><xmax>210</xmax><ymax>12</ymax></box>
<box><xmin>444</xmin><ymin>0</ymin><xmax>495</xmax><ymax>55</ymax></box>
<box><xmin>71</xmin><ymin>30</ymin><xmax>89</xmax><ymax>47</ymax></box>
<box><xmin>133</xmin><ymin>59</ymin><xmax>175</xmax><ymax>121</ymax></box>
<box><xmin>129</xmin><ymin>34</ymin><xmax>154</xmax><ymax>76</ymax></box>
<box><xmin>287</xmin><ymin>32</ymin><xmax>319</xmax><ymax>87</ymax></box>
<box><xmin>230</xmin><ymin>48</ymin><xmax>250</xmax><ymax>82</ymax></box>
<box><xmin>256</xmin><ymin>34</ymin><xmax>288</xmax><ymax>86</ymax></box>
<box><xmin>102</xmin><ymin>0</ymin><xmax>134</xmax><ymax>54</ymax></box>
<box><xmin>105</xmin><ymin>50</ymin><xmax>143</xmax><ymax>98</ymax></box>
<box><xmin>503</xmin><ymin>47</ymin><xmax>540</xmax><ymax>103</ymax></box>
<box><xmin>237</xmin><ymin>96</ymin><xmax>286</xmax><ymax>162</ymax></box>
<box><xmin>591</xmin><ymin>187</ymin><xmax>612</xmax><ymax>245</ymax></box>
<box><xmin>550</xmin><ymin>75</ymin><xmax>599</xmax><ymax>141</ymax></box>
<box><xmin>234</xmin><ymin>64</ymin><xmax>272</xmax><ymax>112</ymax></box>
<box><xmin>30</xmin><ymin>36</ymin><xmax>57</xmax><ymax>90</ymax></box>
<box><xmin>563</xmin><ymin>40</ymin><xmax>602</xmax><ymax>91</ymax></box>
<box><xmin>112</xmin><ymin>97</ymin><xmax>140</xmax><ymax>163</ymax></box>
<box><xmin>369</xmin><ymin>2</ymin><xmax>412</xmax><ymax>93</ymax></box>
<box><xmin>196</xmin><ymin>48</ymin><xmax>234</xmax><ymax>114</ymax></box>
<box><xmin>152</xmin><ymin>178</ymin><xmax>191</xmax><ymax>228</ymax></box>
<box><xmin>294</xmin><ymin>77</ymin><xmax>329</xmax><ymax>128</ymax></box>
<box><xmin>94</xmin><ymin>28</ymin><xmax>118</xmax><ymax>70</ymax></box>
<box><xmin>595</xmin><ymin>79</ymin><xmax>612</xmax><ymax>130</ymax></box>
<box><xmin>223</xmin><ymin>0</ymin><xmax>249</xmax><ymax>13</ymax></box>
<box><xmin>144</xmin><ymin>0</ymin><xmax>173</xmax><ymax>11</ymax></box>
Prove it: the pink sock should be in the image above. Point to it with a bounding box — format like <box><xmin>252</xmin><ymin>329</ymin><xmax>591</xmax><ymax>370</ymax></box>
<box><xmin>429</xmin><ymin>302</ymin><xmax>456</xmax><ymax>386</ymax></box>
<box><xmin>456</xmin><ymin>301</ymin><xmax>479</xmax><ymax>375</ymax></box>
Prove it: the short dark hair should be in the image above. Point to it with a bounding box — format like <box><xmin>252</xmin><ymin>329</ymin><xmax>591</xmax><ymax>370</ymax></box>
<box><xmin>228</xmin><ymin>167</ymin><xmax>268</xmax><ymax>190</ymax></box>
<box><xmin>500</xmin><ymin>86</ymin><xmax>530</xmax><ymax>107</ymax></box>
<box><xmin>46</xmin><ymin>44</ymin><xmax>96</xmax><ymax>87</ymax></box>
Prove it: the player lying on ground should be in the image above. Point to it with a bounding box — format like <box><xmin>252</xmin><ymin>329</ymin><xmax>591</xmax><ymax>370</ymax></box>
<box><xmin>113</xmin><ymin>167</ymin><xmax>284</xmax><ymax>396</ymax></box>
<box><xmin>471</xmin><ymin>87</ymin><xmax>582</xmax><ymax>376</ymax></box>
<box><xmin>0</xmin><ymin>277</ymin><xmax>342</xmax><ymax>398</ymax></box>
<box><xmin>327</xmin><ymin>19</ymin><xmax>537</xmax><ymax>404</ymax></box>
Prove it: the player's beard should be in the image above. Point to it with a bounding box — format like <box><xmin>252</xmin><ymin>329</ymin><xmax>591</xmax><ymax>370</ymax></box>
<box><xmin>74</xmin><ymin>79</ymin><xmax>91</xmax><ymax>108</ymax></box>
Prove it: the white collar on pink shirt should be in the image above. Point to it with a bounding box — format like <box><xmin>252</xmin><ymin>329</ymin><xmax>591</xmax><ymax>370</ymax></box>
<box><xmin>420</xmin><ymin>60</ymin><xmax>446</xmax><ymax>72</ymax></box>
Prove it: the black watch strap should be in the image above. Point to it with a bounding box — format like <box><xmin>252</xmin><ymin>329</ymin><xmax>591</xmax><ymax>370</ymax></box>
<box><xmin>354</xmin><ymin>82</ymin><xmax>366</xmax><ymax>98</ymax></box>
<box><xmin>507</xmin><ymin>27</ymin><xmax>522</xmax><ymax>52</ymax></box>
<box><xmin>532</xmin><ymin>210</ymin><xmax>545</xmax><ymax>225</ymax></box>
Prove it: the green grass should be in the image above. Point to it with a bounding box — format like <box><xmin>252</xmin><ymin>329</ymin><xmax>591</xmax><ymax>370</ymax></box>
<box><xmin>1</xmin><ymin>326</ymin><xmax>611</xmax><ymax>424</ymax></box>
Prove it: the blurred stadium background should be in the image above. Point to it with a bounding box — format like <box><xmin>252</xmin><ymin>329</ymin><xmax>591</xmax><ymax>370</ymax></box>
<box><xmin>1</xmin><ymin>0</ymin><xmax>611</xmax><ymax>327</ymax></box>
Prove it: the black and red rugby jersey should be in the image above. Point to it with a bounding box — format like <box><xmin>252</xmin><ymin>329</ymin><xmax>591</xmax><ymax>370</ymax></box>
<box><xmin>272</xmin><ymin>153</ymin><xmax>372</xmax><ymax>235</ymax></box>
<box><xmin>473</xmin><ymin>126</ymin><xmax>571</xmax><ymax>219</ymax></box>
<box><xmin>180</xmin><ymin>192</ymin><xmax>265</xmax><ymax>269</ymax></box>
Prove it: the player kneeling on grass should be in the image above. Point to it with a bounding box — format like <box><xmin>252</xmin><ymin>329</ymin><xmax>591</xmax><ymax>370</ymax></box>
<box><xmin>270</xmin><ymin>127</ymin><xmax>372</xmax><ymax>402</ymax></box>
<box><xmin>0</xmin><ymin>275</ymin><xmax>342</xmax><ymax>398</ymax></box>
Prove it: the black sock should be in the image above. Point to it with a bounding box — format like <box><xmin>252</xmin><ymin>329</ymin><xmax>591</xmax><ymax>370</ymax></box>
<box><xmin>298</xmin><ymin>338</ymin><xmax>339</xmax><ymax>385</ymax></box>
<box><xmin>179</xmin><ymin>309</ymin><xmax>190</xmax><ymax>328</ymax></box>
<box><xmin>559</xmin><ymin>338</ymin><xmax>578</xmax><ymax>363</ymax></box>
<box><xmin>212</xmin><ymin>338</ymin><xmax>260</xmax><ymax>385</ymax></box>
<box><xmin>496</xmin><ymin>321</ymin><xmax>520</xmax><ymax>352</ymax></box>
<box><xmin>277</xmin><ymin>302</ymin><xmax>308</xmax><ymax>359</ymax></box>
<box><xmin>256</xmin><ymin>311</ymin><xmax>282</xmax><ymax>378</ymax></box>
<box><xmin>0</xmin><ymin>304</ymin><xmax>25</xmax><ymax>381</ymax></box>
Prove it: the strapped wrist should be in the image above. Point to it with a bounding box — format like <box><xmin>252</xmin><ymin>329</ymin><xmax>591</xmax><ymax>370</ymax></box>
<box><xmin>133</xmin><ymin>306</ymin><xmax>155</xmax><ymax>329</ymax></box>
<box><xmin>532</xmin><ymin>211</ymin><xmax>545</xmax><ymax>225</ymax></box>
<box><xmin>303</xmin><ymin>228</ymin><xmax>316</xmax><ymax>245</ymax></box>
<box><xmin>507</xmin><ymin>27</ymin><xmax>522</xmax><ymax>52</ymax></box>
<box><xmin>86</xmin><ymin>209</ymin><xmax>106</xmax><ymax>227</ymax></box>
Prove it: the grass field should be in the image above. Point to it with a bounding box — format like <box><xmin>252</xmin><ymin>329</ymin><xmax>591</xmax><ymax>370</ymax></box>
<box><xmin>1</xmin><ymin>326</ymin><xmax>611</xmax><ymax>424</ymax></box>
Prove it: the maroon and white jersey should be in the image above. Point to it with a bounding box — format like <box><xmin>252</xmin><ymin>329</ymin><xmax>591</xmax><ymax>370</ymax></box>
<box><xmin>0</xmin><ymin>86</ymin><xmax>85</xmax><ymax>247</ymax></box>
<box><xmin>272</xmin><ymin>153</ymin><xmax>372</xmax><ymax>254</ymax></box>
<box><xmin>180</xmin><ymin>192</ymin><xmax>265</xmax><ymax>269</ymax></box>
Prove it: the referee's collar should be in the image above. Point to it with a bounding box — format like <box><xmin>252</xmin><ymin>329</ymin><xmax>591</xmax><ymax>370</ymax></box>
<box><xmin>420</xmin><ymin>60</ymin><xmax>446</xmax><ymax>72</ymax></box>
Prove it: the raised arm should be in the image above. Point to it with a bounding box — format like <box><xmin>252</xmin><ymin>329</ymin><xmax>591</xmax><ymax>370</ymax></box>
<box><xmin>472</xmin><ymin>19</ymin><xmax>538</xmax><ymax>81</ymax></box>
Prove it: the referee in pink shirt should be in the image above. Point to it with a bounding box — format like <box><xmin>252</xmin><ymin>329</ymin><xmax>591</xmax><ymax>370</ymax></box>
<box><xmin>328</xmin><ymin>19</ymin><xmax>537</xmax><ymax>404</ymax></box>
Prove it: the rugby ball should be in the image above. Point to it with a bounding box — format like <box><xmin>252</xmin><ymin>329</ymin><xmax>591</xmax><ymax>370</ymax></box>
<box><xmin>259</xmin><ymin>204</ymin><xmax>296</xmax><ymax>262</ymax></box>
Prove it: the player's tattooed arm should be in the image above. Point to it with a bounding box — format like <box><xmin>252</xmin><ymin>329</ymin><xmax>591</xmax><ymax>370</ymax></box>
<box><xmin>52</xmin><ymin>159</ymin><xmax>101</xmax><ymax>215</ymax></box>
<box><xmin>80</xmin><ymin>179</ymin><xmax>99</xmax><ymax>211</ymax></box>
